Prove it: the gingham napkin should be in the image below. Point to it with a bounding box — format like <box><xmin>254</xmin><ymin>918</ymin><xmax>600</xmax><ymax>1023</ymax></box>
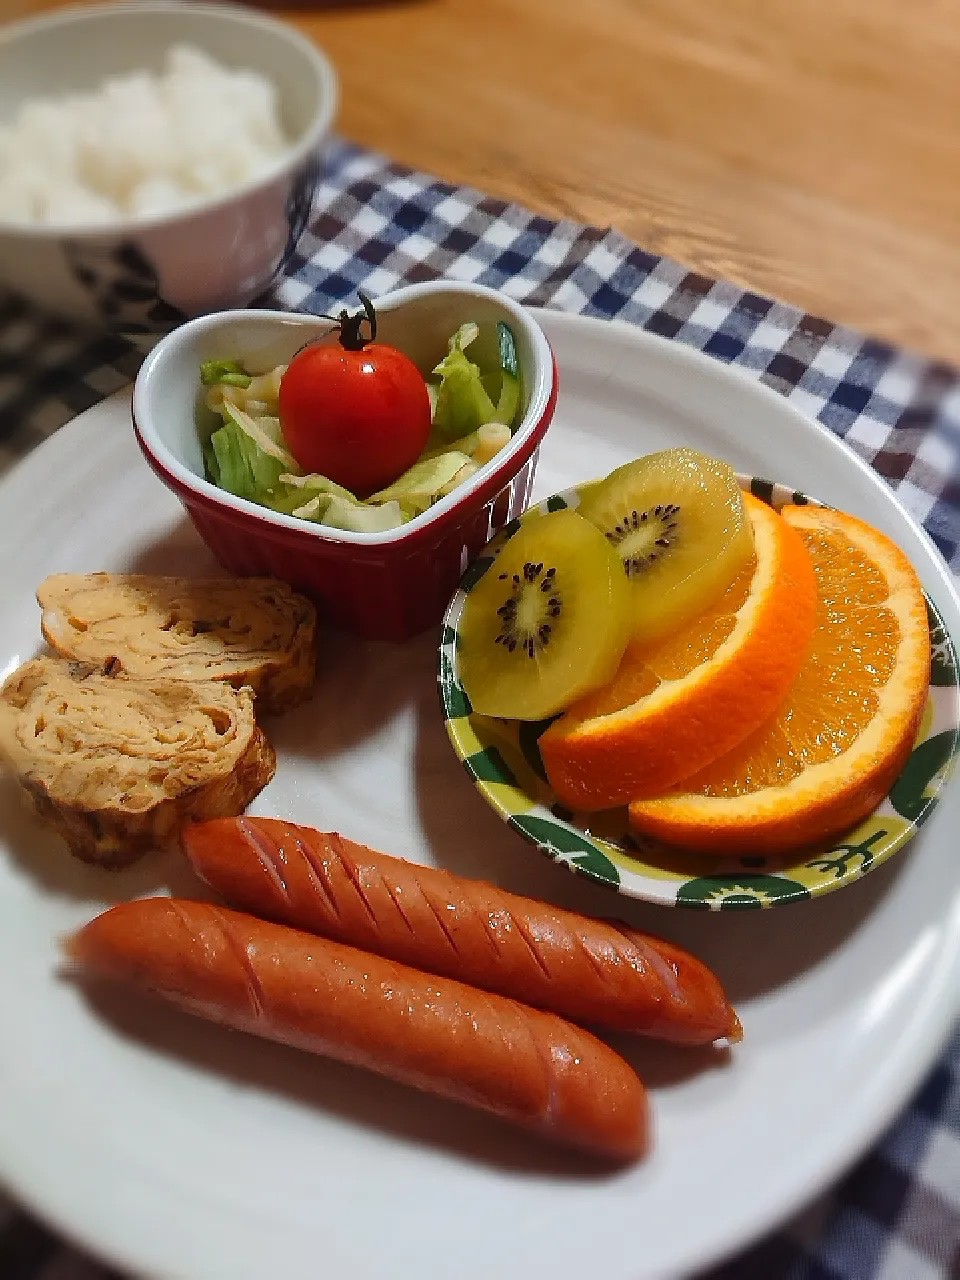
<box><xmin>0</xmin><ymin>140</ymin><xmax>958</xmax><ymax>1280</ymax></box>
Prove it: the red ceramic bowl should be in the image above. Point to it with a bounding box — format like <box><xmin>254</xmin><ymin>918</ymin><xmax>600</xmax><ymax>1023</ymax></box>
<box><xmin>132</xmin><ymin>282</ymin><xmax>557</xmax><ymax>640</ymax></box>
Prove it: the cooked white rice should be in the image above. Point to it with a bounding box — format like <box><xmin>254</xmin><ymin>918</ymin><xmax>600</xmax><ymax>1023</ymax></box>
<box><xmin>0</xmin><ymin>45</ymin><xmax>291</xmax><ymax>226</ymax></box>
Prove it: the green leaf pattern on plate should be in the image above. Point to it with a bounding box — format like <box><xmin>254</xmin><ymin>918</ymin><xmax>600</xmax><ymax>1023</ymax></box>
<box><xmin>463</xmin><ymin>746</ymin><xmax>512</xmax><ymax>784</ymax></box>
<box><xmin>889</xmin><ymin>730</ymin><xmax>959</xmax><ymax>822</ymax></box>
<box><xmin>928</xmin><ymin>601</ymin><xmax>958</xmax><ymax>687</ymax></box>
<box><xmin>438</xmin><ymin>642</ymin><xmax>472</xmax><ymax>720</ymax></box>
<box><xmin>457</xmin><ymin>554</ymin><xmax>496</xmax><ymax>594</ymax></box>
<box><xmin>508</xmin><ymin>814</ymin><xmax>620</xmax><ymax>887</ymax></box>
<box><xmin>439</xmin><ymin>476</ymin><xmax>960</xmax><ymax>909</ymax></box>
<box><xmin>804</xmin><ymin>827</ymin><xmax>888</xmax><ymax>879</ymax></box>
<box><xmin>677</xmin><ymin>875</ymin><xmax>811</xmax><ymax>910</ymax></box>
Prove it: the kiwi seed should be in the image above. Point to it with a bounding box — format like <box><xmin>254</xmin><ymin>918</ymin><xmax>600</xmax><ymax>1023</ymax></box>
<box><xmin>606</xmin><ymin>502</ymin><xmax>682</xmax><ymax>577</ymax></box>
<box><xmin>494</xmin><ymin>561</ymin><xmax>560</xmax><ymax>656</ymax></box>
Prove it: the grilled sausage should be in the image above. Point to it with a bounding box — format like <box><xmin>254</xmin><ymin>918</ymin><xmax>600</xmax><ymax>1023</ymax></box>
<box><xmin>67</xmin><ymin>898</ymin><xmax>649</xmax><ymax>1162</ymax></box>
<box><xmin>182</xmin><ymin>817</ymin><xmax>740</xmax><ymax>1046</ymax></box>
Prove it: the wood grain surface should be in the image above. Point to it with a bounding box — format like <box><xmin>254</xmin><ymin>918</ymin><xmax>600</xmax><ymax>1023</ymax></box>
<box><xmin>13</xmin><ymin>0</ymin><xmax>960</xmax><ymax>363</ymax></box>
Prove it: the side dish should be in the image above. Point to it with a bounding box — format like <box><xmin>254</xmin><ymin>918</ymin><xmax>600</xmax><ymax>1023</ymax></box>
<box><xmin>184</xmin><ymin>816</ymin><xmax>741</xmax><ymax>1046</ymax></box>
<box><xmin>456</xmin><ymin>449</ymin><xmax>932</xmax><ymax>855</ymax></box>
<box><xmin>0</xmin><ymin>573</ymin><xmax>316</xmax><ymax>865</ymax></box>
<box><xmin>0</xmin><ymin>658</ymin><xmax>274</xmax><ymax>868</ymax></box>
<box><xmin>62</xmin><ymin>814</ymin><xmax>742</xmax><ymax>1160</ymax></box>
<box><xmin>38</xmin><ymin>573</ymin><xmax>317</xmax><ymax>714</ymax></box>
<box><xmin>201</xmin><ymin>295</ymin><xmax>522</xmax><ymax>532</ymax></box>
<box><xmin>67</xmin><ymin>897</ymin><xmax>650</xmax><ymax>1162</ymax></box>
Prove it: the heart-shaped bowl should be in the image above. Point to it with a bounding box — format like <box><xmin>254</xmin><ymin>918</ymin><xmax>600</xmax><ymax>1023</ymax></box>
<box><xmin>439</xmin><ymin>476</ymin><xmax>960</xmax><ymax>909</ymax></box>
<box><xmin>133</xmin><ymin>281</ymin><xmax>557</xmax><ymax>640</ymax></box>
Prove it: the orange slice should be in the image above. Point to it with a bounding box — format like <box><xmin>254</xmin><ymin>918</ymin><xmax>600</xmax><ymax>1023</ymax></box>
<box><xmin>628</xmin><ymin>506</ymin><xmax>931</xmax><ymax>853</ymax></box>
<box><xmin>540</xmin><ymin>494</ymin><xmax>818</xmax><ymax>810</ymax></box>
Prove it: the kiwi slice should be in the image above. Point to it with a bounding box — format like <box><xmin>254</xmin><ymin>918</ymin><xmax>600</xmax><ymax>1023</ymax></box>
<box><xmin>457</xmin><ymin>508</ymin><xmax>632</xmax><ymax>720</ymax></box>
<box><xmin>576</xmin><ymin>448</ymin><xmax>755</xmax><ymax>648</ymax></box>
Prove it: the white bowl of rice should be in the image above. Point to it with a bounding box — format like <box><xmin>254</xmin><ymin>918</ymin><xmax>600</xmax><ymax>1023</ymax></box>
<box><xmin>0</xmin><ymin>1</ymin><xmax>338</xmax><ymax>332</ymax></box>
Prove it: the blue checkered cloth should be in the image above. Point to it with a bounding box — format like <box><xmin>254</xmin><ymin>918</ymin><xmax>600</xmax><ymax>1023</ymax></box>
<box><xmin>0</xmin><ymin>140</ymin><xmax>958</xmax><ymax>1279</ymax></box>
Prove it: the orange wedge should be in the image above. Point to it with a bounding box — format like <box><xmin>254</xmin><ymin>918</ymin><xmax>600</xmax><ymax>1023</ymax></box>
<box><xmin>540</xmin><ymin>494</ymin><xmax>818</xmax><ymax>810</ymax></box>
<box><xmin>628</xmin><ymin>506</ymin><xmax>931</xmax><ymax>853</ymax></box>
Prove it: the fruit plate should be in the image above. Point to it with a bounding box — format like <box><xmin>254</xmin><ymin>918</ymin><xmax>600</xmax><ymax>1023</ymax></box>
<box><xmin>440</xmin><ymin>477</ymin><xmax>960</xmax><ymax>909</ymax></box>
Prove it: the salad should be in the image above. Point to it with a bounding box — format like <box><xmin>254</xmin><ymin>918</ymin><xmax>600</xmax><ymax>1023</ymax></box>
<box><xmin>199</xmin><ymin>294</ymin><xmax>523</xmax><ymax>534</ymax></box>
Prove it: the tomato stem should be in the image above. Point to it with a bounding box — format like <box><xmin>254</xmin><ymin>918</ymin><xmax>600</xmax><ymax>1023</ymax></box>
<box><xmin>300</xmin><ymin>290</ymin><xmax>379</xmax><ymax>355</ymax></box>
<box><xmin>336</xmin><ymin>290</ymin><xmax>377</xmax><ymax>350</ymax></box>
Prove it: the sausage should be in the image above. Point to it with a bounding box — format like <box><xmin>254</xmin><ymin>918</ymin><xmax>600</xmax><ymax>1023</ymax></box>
<box><xmin>67</xmin><ymin>898</ymin><xmax>649</xmax><ymax>1162</ymax></box>
<box><xmin>182</xmin><ymin>817</ymin><xmax>740</xmax><ymax>1047</ymax></box>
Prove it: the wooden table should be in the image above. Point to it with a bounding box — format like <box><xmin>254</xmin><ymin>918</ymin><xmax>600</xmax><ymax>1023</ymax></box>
<box><xmin>17</xmin><ymin>0</ymin><xmax>960</xmax><ymax>365</ymax></box>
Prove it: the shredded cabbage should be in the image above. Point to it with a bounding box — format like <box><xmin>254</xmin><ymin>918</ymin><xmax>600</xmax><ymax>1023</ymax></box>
<box><xmin>368</xmin><ymin>451</ymin><xmax>473</xmax><ymax>515</ymax></box>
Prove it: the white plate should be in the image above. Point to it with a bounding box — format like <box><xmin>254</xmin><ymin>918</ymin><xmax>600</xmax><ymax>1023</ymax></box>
<box><xmin>1</xmin><ymin>310</ymin><xmax>958</xmax><ymax>1280</ymax></box>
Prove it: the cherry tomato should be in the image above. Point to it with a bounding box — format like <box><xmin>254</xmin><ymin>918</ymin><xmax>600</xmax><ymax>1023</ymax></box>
<box><xmin>278</xmin><ymin>292</ymin><xmax>432</xmax><ymax>497</ymax></box>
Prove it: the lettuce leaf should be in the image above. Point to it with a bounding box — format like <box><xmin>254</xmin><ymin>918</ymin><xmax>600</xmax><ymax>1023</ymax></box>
<box><xmin>200</xmin><ymin>359</ymin><xmax>252</xmax><ymax>388</ymax></box>
<box><xmin>429</xmin><ymin>324</ymin><xmax>497</xmax><ymax>444</ymax></box>
<box><xmin>207</xmin><ymin>404</ymin><xmax>301</xmax><ymax>510</ymax></box>
<box><xmin>208</xmin><ymin>421</ymin><xmax>286</xmax><ymax>503</ymax></box>
<box><xmin>428</xmin><ymin>321</ymin><xmax>523</xmax><ymax>445</ymax></box>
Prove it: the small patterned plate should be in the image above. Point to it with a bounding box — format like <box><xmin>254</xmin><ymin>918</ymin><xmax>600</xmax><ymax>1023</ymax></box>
<box><xmin>438</xmin><ymin>476</ymin><xmax>960</xmax><ymax>910</ymax></box>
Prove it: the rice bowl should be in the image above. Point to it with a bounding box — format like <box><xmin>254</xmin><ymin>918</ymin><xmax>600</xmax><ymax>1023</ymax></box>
<box><xmin>0</xmin><ymin>2</ymin><xmax>338</xmax><ymax>330</ymax></box>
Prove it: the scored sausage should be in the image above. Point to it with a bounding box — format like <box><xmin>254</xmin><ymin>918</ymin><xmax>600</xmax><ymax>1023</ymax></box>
<box><xmin>183</xmin><ymin>817</ymin><xmax>740</xmax><ymax>1046</ymax></box>
<box><xmin>67</xmin><ymin>898</ymin><xmax>649</xmax><ymax>1162</ymax></box>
